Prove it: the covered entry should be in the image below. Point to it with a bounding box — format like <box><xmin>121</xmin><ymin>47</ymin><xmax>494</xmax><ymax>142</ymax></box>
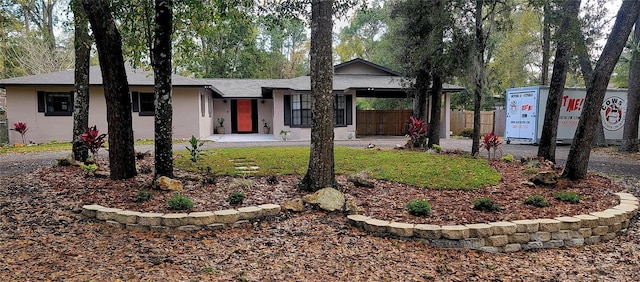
<box><xmin>231</xmin><ymin>99</ymin><xmax>258</xmax><ymax>133</ymax></box>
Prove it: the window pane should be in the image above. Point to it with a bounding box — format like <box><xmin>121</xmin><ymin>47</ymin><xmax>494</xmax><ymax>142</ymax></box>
<box><xmin>140</xmin><ymin>92</ymin><xmax>155</xmax><ymax>113</ymax></box>
<box><xmin>45</xmin><ymin>92</ymin><xmax>72</xmax><ymax>115</ymax></box>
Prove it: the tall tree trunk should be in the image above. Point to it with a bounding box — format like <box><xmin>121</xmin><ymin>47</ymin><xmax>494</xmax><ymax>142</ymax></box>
<box><xmin>153</xmin><ymin>0</ymin><xmax>174</xmax><ymax>178</ymax></box>
<box><xmin>412</xmin><ymin>69</ymin><xmax>429</xmax><ymax>121</ymax></box>
<box><xmin>619</xmin><ymin>19</ymin><xmax>640</xmax><ymax>152</ymax></box>
<box><xmin>541</xmin><ymin>1</ymin><xmax>551</xmax><ymax>85</ymax></box>
<box><xmin>471</xmin><ymin>0</ymin><xmax>485</xmax><ymax>156</ymax></box>
<box><xmin>427</xmin><ymin>74</ymin><xmax>443</xmax><ymax>147</ymax></box>
<box><xmin>562</xmin><ymin>0</ymin><xmax>640</xmax><ymax>180</ymax></box>
<box><xmin>82</xmin><ymin>0</ymin><xmax>137</xmax><ymax>180</ymax></box>
<box><xmin>300</xmin><ymin>0</ymin><xmax>335</xmax><ymax>192</ymax></box>
<box><xmin>72</xmin><ymin>0</ymin><xmax>91</xmax><ymax>162</ymax></box>
<box><xmin>537</xmin><ymin>0</ymin><xmax>581</xmax><ymax>163</ymax></box>
<box><xmin>575</xmin><ymin>26</ymin><xmax>607</xmax><ymax>147</ymax></box>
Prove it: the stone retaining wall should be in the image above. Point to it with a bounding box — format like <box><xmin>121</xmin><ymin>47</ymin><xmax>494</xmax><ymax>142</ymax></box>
<box><xmin>82</xmin><ymin>204</ymin><xmax>281</xmax><ymax>232</ymax></box>
<box><xmin>347</xmin><ymin>193</ymin><xmax>639</xmax><ymax>253</ymax></box>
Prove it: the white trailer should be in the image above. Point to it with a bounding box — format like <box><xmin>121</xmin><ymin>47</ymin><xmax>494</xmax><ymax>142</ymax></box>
<box><xmin>504</xmin><ymin>86</ymin><xmax>628</xmax><ymax>144</ymax></box>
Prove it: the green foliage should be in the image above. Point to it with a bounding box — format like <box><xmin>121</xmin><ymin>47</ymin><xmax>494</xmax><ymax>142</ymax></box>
<box><xmin>554</xmin><ymin>191</ymin><xmax>582</xmax><ymax>204</ymax></box>
<box><xmin>460</xmin><ymin>128</ymin><xmax>474</xmax><ymax>138</ymax></box>
<box><xmin>524</xmin><ymin>195</ymin><xmax>549</xmax><ymax>207</ymax></box>
<box><xmin>406</xmin><ymin>199</ymin><xmax>431</xmax><ymax>216</ymax></box>
<box><xmin>202</xmin><ymin>266</ymin><xmax>217</xmax><ymax>274</ymax></box>
<box><xmin>168</xmin><ymin>194</ymin><xmax>194</xmax><ymax>210</ymax></box>
<box><xmin>473</xmin><ymin>197</ymin><xmax>500</xmax><ymax>212</ymax></box>
<box><xmin>136</xmin><ymin>191</ymin><xmax>152</xmax><ymax>203</ymax></box>
<box><xmin>227</xmin><ymin>192</ymin><xmax>246</xmax><ymax>205</ymax></box>
<box><xmin>501</xmin><ymin>153</ymin><xmax>514</xmax><ymax>163</ymax></box>
<box><xmin>430</xmin><ymin>144</ymin><xmax>443</xmax><ymax>153</ymax></box>
<box><xmin>175</xmin><ymin>147</ymin><xmax>501</xmax><ymax>190</ymax></box>
<box><xmin>522</xmin><ymin>167</ymin><xmax>539</xmax><ymax>175</ymax></box>
<box><xmin>80</xmin><ymin>163</ymin><xmax>98</xmax><ymax>174</ymax></box>
<box><xmin>186</xmin><ymin>135</ymin><xmax>205</xmax><ymax>163</ymax></box>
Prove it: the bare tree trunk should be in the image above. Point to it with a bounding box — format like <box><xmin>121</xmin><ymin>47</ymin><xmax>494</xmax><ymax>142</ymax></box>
<box><xmin>563</xmin><ymin>0</ymin><xmax>640</xmax><ymax>180</ymax></box>
<box><xmin>300</xmin><ymin>0</ymin><xmax>335</xmax><ymax>192</ymax></box>
<box><xmin>541</xmin><ymin>1</ymin><xmax>551</xmax><ymax>85</ymax></box>
<box><xmin>412</xmin><ymin>69</ymin><xmax>429</xmax><ymax>121</ymax></box>
<box><xmin>471</xmin><ymin>0</ymin><xmax>485</xmax><ymax>156</ymax></box>
<box><xmin>72</xmin><ymin>0</ymin><xmax>91</xmax><ymax>162</ymax></box>
<box><xmin>537</xmin><ymin>0</ymin><xmax>581</xmax><ymax>163</ymax></box>
<box><xmin>153</xmin><ymin>0</ymin><xmax>174</xmax><ymax>177</ymax></box>
<box><xmin>620</xmin><ymin>19</ymin><xmax>640</xmax><ymax>152</ymax></box>
<box><xmin>427</xmin><ymin>74</ymin><xmax>442</xmax><ymax>147</ymax></box>
<box><xmin>82</xmin><ymin>0</ymin><xmax>137</xmax><ymax>180</ymax></box>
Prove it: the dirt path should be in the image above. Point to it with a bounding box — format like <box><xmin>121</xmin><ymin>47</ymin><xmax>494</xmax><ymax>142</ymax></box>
<box><xmin>1</xmin><ymin>138</ymin><xmax>639</xmax><ymax>177</ymax></box>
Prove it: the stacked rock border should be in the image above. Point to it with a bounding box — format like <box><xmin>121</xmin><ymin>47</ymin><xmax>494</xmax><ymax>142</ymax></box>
<box><xmin>82</xmin><ymin>204</ymin><xmax>281</xmax><ymax>232</ymax></box>
<box><xmin>347</xmin><ymin>193</ymin><xmax>639</xmax><ymax>253</ymax></box>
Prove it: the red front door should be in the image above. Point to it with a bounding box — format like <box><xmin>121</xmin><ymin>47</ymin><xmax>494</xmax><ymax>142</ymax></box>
<box><xmin>237</xmin><ymin>100</ymin><xmax>253</xmax><ymax>132</ymax></box>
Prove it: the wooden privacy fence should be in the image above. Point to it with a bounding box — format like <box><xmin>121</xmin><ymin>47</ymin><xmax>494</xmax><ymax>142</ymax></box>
<box><xmin>356</xmin><ymin>110</ymin><xmax>412</xmax><ymax>136</ymax></box>
<box><xmin>450</xmin><ymin>109</ymin><xmax>506</xmax><ymax>136</ymax></box>
<box><xmin>0</xmin><ymin>119</ymin><xmax>8</xmax><ymax>144</ymax></box>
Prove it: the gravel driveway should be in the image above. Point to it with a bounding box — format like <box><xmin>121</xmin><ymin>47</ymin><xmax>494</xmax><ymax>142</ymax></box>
<box><xmin>1</xmin><ymin>137</ymin><xmax>638</xmax><ymax>178</ymax></box>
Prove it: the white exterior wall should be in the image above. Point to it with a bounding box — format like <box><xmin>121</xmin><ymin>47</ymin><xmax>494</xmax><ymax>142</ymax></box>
<box><xmin>6</xmin><ymin>86</ymin><xmax>205</xmax><ymax>144</ymax></box>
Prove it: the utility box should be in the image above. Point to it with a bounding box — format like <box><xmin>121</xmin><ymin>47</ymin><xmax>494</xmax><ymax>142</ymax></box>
<box><xmin>505</xmin><ymin>86</ymin><xmax>628</xmax><ymax>144</ymax></box>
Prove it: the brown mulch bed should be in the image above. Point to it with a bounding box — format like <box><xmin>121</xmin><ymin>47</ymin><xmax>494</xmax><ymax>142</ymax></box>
<box><xmin>40</xmin><ymin>156</ymin><xmax>621</xmax><ymax>226</ymax></box>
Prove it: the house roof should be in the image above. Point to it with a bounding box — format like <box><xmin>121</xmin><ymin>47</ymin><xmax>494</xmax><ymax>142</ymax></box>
<box><xmin>0</xmin><ymin>66</ymin><xmax>208</xmax><ymax>87</ymax></box>
<box><xmin>333</xmin><ymin>58</ymin><xmax>403</xmax><ymax>76</ymax></box>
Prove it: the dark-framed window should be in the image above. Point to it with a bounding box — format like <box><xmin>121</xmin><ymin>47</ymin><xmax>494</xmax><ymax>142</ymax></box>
<box><xmin>131</xmin><ymin>92</ymin><xmax>154</xmax><ymax>116</ymax></box>
<box><xmin>283</xmin><ymin>92</ymin><xmax>352</xmax><ymax>128</ymax></box>
<box><xmin>37</xmin><ymin>91</ymin><xmax>73</xmax><ymax>116</ymax></box>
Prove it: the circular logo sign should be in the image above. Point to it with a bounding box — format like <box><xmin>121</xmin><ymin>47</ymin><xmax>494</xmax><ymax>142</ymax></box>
<box><xmin>600</xmin><ymin>96</ymin><xmax>626</xmax><ymax>131</ymax></box>
<box><xmin>509</xmin><ymin>100</ymin><xmax>518</xmax><ymax>115</ymax></box>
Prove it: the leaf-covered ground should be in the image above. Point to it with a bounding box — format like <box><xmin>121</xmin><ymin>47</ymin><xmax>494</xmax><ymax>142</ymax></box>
<box><xmin>0</xmin><ymin>157</ymin><xmax>639</xmax><ymax>280</ymax></box>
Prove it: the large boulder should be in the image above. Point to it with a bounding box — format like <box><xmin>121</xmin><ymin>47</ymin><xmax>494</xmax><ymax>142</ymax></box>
<box><xmin>302</xmin><ymin>187</ymin><xmax>345</xmax><ymax>212</ymax></box>
<box><xmin>155</xmin><ymin>176</ymin><xmax>183</xmax><ymax>191</ymax></box>
<box><xmin>529</xmin><ymin>171</ymin><xmax>559</xmax><ymax>186</ymax></box>
<box><xmin>347</xmin><ymin>171</ymin><xmax>375</xmax><ymax>188</ymax></box>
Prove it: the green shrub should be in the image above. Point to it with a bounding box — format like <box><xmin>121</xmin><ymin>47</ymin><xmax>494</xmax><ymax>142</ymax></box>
<box><xmin>431</xmin><ymin>144</ymin><xmax>443</xmax><ymax>153</ymax></box>
<box><xmin>136</xmin><ymin>190</ymin><xmax>152</xmax><ymax>203</ymax></box>
<box><xmin>554</xmin><ymin>191</ymin><xmax>582</xmax><ymax>204</ymax></box>
<box><xmin>460</xmin><ymin>128</ymin><xmax>474</xmax><ymax>138</ymax></box>
<box><xmin>406</xmin><ymin>199</ymin><xmax>431</xmax><ymax>216</ymax></box>
<box><xmin>168</xmin><ymin>194</ymin><xmax>194</xmax><ymax>210</ymax></box>
<box><xmin>473</xmin><ymin>197</ymin><xmax>500</xmax><ymax>212</ymax></box>
<box><xmin>500</xmin><ymin>153</ymin><xmax>514</xmax><ymax>163</ymax></box>
<box><xmin>80</xmin><ymin>163</ymin><xmax>98</xmax><ymax>174</ymax></box>
<box><xmin>227</xmin><ymin>191</ymin><xmax>246</xmax><ymax>205</ymax></box>
<box><xmin>522</xmin><ymin>167</ymin><xmax>539</xmax><ymax>175</ymax></box>
<box><xmin>524</xmin><ymin>195</ymin><xmax>548</xmax><ymax>207</ymax></box>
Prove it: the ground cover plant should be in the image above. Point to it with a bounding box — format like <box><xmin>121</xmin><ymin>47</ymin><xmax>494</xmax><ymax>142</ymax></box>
<box><xmin>175</xmin><ymin>146</ymin><xmax>501</xmax><ymax>190</ymax></box>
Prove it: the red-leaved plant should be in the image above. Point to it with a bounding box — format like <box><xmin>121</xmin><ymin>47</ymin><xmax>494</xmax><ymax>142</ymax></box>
<box><xmin>480</xmin><ymin>131</ymin><xmax>502</xmax><ymax>159</ymax></box>
<box><xmin>79</xmin><ymin>125</ymin><xmax>107</xmax><ymax>160</ymax></box>
<box><xmin>407</xmin><ymin>116</ymin><xmax>427</xmax><ymax>149</ymax></box>
<box><xmin>11</xmin><ymin>122</ymin><xmax>29</xmax><ymax>144</ymax></box>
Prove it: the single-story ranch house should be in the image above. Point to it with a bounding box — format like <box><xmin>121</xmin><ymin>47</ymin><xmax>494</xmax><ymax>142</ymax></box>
<box><xmin>0</xmin><ymin>58</ymin><xmax>464</xmax><ymax>144</ymax></box>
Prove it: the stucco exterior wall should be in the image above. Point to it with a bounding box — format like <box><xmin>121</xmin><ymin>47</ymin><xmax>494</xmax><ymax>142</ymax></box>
<box><xmin>212</xmin><ymin>98</ymin><xmax>231</xmax><ymax>134</ymax></box>
<box><xmin>6</xmin><ymin>86</ymin><xmax>205</xmax><ymax>144</ymax></box>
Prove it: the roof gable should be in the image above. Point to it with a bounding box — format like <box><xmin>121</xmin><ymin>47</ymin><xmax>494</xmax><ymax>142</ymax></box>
<box><xmin>333</xmin><ymin>58</ymin><xmax>402</xmax><ymax>76</ymax></box>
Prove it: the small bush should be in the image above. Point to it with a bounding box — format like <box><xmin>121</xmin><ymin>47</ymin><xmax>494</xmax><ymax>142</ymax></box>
<box><xmin>186</xmin><ymin>135</ymin><xmax>205</xmax><ymax>163</ymax></box>
<box><xmin>500</xmin><ymin>153</ymin><xmax>514</xmax><ymax>163</ymax></box>
<box><xmin>80</xmin><ymin>163</ymin><xmax>98</xmax><ymax>175</ymax></box>
<box><xmin>228</xmin><ymin>191</ymin><xmax>246</xmax><ymax>205</ymax></box>
<box><xmin>266</xmin><ymin>175</ymin><xmax>278</xmax><ymax>185</ymax></box>
<box><xmin>431</xmin><ymin>144</ymin><xmax>443</xmax><ymax>153</ymax></box>
<box><xmin>524</xmin><ymin>195</ymin><xmax>548</xmax><ymax>207</ymax></box>
<box><xmin>168</xmin><ymin>194</ymin><xmax>194</xmax><ymax>210</ymax></box>
<box><xmin>460</xmin><ymin>128</ymin><xmax>473</xmax><ymax>138</ymax></box>
<box><xmin>136</xmin><ymin>191</ymin><xmax>152</xmax><ymax>203</ymax></box>
<box><xmin>554</xmin><ymin>191</ymin><xmax>582</xmax><ymax>204</ymax></box>
<box><xmin>407</xmin><ymin>116</ymin><xmax>427</xmax><ymax>149</ymax></box>
<box><xmin>473</xmin><ymin>197</ymin><xmax>500</xmax><ymax>212</ymax></box>
<box><xmin>522</xmin><ymin>167</ymin><xmax>539</xmax><ymax>175</ymax></box>
<box><xmin>406</xmin><ymin>199</ymin><xmax>431</xmax><ymax>216</ymax></box>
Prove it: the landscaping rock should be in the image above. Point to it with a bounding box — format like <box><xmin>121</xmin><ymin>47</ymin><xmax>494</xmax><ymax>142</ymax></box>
<box><xmin>520</xmin><ymin>181</ymin><xmax>536</xmax><ymax>187</ymax></box>
<box><xmin>155</xmin><ymin>176</ymin><xmax>183</xmax><ymax>191</ymax></box>
<box><xmin>347</xmin><ymin>171</ymin><xmax>374</xmax><ymax>188</ymax></box>
<box><xmin>302</xmin><ymin>187</ymin><xmax>345</xmax><ymax>212</ymax></box>
<box><xmin>283</xmin><ymin>198</ymin><xmax>305</xmax><ymax>212</ymax></box>
<box><xmin>529</xmin><ymin>171</ymin><xmax>559</xmax><ymax>185</ymax></box>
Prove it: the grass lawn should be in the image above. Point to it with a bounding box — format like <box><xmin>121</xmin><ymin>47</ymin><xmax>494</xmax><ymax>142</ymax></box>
<box><xmin>175</xmin><ymin>146</ymin><xmax>501</xmax><ymax>190</ymax></box>
<box><xmin>0</xmin><ymin>139</ymin><xmax>183</xmax><ymax>155</ymax></box>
